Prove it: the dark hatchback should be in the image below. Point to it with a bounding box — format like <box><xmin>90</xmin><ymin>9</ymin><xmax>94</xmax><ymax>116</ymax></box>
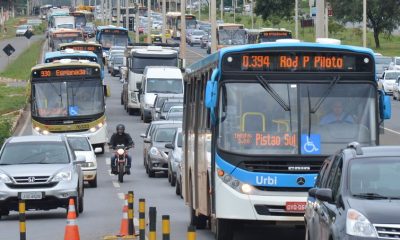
<box><xmin>305</xmin><ymin>143</ymin><xmax>400</xmax><ymax>240</ymax></box>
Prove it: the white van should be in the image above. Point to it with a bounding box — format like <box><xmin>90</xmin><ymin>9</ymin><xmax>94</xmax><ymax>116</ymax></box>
<box><xmin>140</xmin><ymin>66</ymin><xmax>184</xmax><ymax>123</ymax></box>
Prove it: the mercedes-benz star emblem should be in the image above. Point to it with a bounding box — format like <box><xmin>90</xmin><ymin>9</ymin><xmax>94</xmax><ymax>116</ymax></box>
<box><xmin>28</xmin><ymin>177</ymin><xmax>36</xmax><ymax>183</ymax></box>
<box><xmin>296</xmin><ymin>177</ymin><xmax>306</xmax><ymax>186</ymax></box>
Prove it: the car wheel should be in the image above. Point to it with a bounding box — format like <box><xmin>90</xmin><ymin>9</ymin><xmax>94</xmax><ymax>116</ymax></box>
<box><xmin>78</xmin><ymin>195</ymin><xmax>84</xmax><ymax>213</ymax></box>
<box><xmin>0</xmin><ymin>209</ymin><xmax>9</xmax><ymax>219</ymax></box>
<box><xmin>148</xmin><ymin>169</ymin><xmax>155</xmax><ymax>178</ymax></box>
<box><xmin>120</xmin><ymin>94</ymin><xmax>124</xmax><ymax>105</ymax></box>
<box><xmin>128</xmin><ymin>108</ymin><xmax>135</xmax><ymax>116</ymax></box>
<box><xmin>89</xmin><ymin>175</ymin><xmax>97</xmax><ymax>188</ymax></box>
<box><xmin>175</xmin><ymin>180</ymin><xmax>181</xmax><ymax>195</ymax></box>
<box><xmin>168</xmin><ymin>168</ymin><xmax>172</xmax><ymax>183</ymax></box>
<box><xmin>171</xmin><ymin>173</ymin><xmax>176</xmax><ymax>187</ymax></box>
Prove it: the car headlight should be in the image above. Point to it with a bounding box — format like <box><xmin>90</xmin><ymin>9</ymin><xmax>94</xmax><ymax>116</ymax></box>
<box><xmin>346</xmin><ymin>209</ymin><xmax>377</xmax><ymax>237</ymax></box>
<box><xmin>51</xmin><ymin>171</ymin><xmax>72</xmax><ymax>182</ymax></box>
<box><xmin>217</xmin><ymin>168</ymin><xmax>253</xmax><ymax>194</ymax></box>
<box><xmin>150</xmin><ymin>147</ymin><xmax>162</xmax><ymax>157</ymax></box>
<box><xmin>0</xmin><ymin>173</ymin><xmax>12</xmax><ymax>183</ymax></box>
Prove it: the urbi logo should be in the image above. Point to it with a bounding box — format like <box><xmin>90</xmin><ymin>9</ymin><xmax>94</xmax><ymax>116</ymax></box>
<box><xmin>256</xmin><ymin>176</ymin><xmax>278</xmax><ymax>186</ymax></box>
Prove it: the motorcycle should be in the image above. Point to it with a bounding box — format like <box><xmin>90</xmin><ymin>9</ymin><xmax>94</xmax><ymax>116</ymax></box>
<box><xmin>113</xmin><ymin>144</ymin><xmax>129</xmax><ymax>183</ymax></box>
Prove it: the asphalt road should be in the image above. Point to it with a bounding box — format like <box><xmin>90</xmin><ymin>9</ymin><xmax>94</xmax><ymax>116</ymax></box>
<box><xmin>2</xmin><ymin>41</ymin><xmax>400</xmax><ymax>240</ymax></box>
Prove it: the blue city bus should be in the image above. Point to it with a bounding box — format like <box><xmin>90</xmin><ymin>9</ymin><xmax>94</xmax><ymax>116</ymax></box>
<box><xmin>44</xmin><ymin>50</ymin><xmax>103</xmax><ymax>79</ymax></box>
<box><xmin>182</xmin><ymin>40</ymin><xmax>391</xmax><ymax>239</ymax></box>
<box><xmin>58</xmin><ymin>42</ymin><xmax>104</xmax><ymax>78</ymax></box>
<box><xmin>95</xmin><ymin>26</ymin><xmax>130</xmax><ymax>55</ymax></box>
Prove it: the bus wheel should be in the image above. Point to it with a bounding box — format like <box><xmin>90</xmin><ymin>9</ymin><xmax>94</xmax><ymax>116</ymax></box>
<box><xmin>190</xmin><ymin>209</ymin><xmax>207</xmax><ymax>229</ymax></box>
<box><xmin>216</xmin><ymin>219</ymin><xmax>233</xmax><ymax>240</ymax></box>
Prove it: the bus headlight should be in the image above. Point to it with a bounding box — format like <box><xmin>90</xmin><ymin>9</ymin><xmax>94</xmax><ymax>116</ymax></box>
<box><xmin>217</xmin><ymin>168</ymin><xmax>254</xmax><ymax>194</ymax></box>
<box><xmin>88</xmin><ymin>120</ymin><xmax>105</xmax><ymax>133</ymax></box>
<box><xmin>42</xmin><ymin>130</ymin><xmax>49</xmax><ymax>135</ymax></box>
<box><xmin>89</xmin><ymin>127</ymin><xmax>96</xmax><ymax>132</ymax></box>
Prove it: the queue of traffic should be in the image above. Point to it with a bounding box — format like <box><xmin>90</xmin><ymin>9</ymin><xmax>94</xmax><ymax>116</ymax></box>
<box><xmin>1</xmin><ymin>4</ymin><xmax>399</xmax><ymax>240</ymax></box>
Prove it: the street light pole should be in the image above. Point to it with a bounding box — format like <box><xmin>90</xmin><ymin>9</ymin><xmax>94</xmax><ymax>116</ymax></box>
<box><xmin>135</xmin><ymin>1</ymin><xmax>139</xmax><ymax>43</ymax></box>
<box><xmin>180</xmin><ymin>0</ymin><xmax>186</xmax><ymax>63</ymax></box>
<box><xmin>125</xmin><ymin>0</ymin><xmax>129</xmax><ymax>30</ymax></box>
<box><xmin>147</xmin><ymin>0</ymin><xmax>151</xmax><ymax>43</ymax></box>
<box><xmin>295</xmin><ymin>0</ymin><xmax>298</xmax><ymax>39</ymax></box>
<box><xmin>210</xmin><ymin>0</ymin><xmax>217</xmax><ymax>53</ymax></box>
<box><xmin>162</xmin><ymin>0</ymin><xmax>166</xmax><ymax>43</ymax></box>
<box><xmin>220</xmin><ymin>0</ymin><xmax>223</xmax><ymax>21</ymax></box>
<box><xmin>315</xmin><ymin>0</ymin><xmax>325</xmax><ymax>38</ymax></box>
<box><xmin>363</xmin><ymin>0</ymin><xmax>367</xmax><ymax>47</ymax></box>
<box><xmin>101</xmin><ymin>0</ymin><xmax>104</xmax><ymax>24</ymax></box>
<box><xmin>117</xmin><ymin>0</ymin><xmax>121</xmax><ymax>27</ymax></box>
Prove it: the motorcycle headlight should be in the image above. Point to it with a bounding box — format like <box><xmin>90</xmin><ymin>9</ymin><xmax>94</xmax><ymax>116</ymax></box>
<box><xmin>51</xmin><ymin>171</ymin><xmax>72</xmax><ymax>182</ymax></box>
<box><xmin>150</xmin><ymin>147</ymin><xmax>161</xmax><ymax>157</ymax></box>
<box><xmin>0</xmin><ymin>173</ymin><xmax>12</xmax><ymax>183</ymax></box>
<box><xmin>117</xmin><ymin>149</ymin><xmax>125</xmax><ymax>155</ymax></box>
<box><xmin>346</xmin><ymin>209</ymin><xmax>377</xmax><ymax>237</ymax></box>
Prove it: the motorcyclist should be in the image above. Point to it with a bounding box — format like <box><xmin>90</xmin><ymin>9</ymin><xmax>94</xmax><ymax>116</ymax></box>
<box><xmin>108</xmin><ymin>124</ymin><xmax>134</xmax><ymax>175</ymax></box>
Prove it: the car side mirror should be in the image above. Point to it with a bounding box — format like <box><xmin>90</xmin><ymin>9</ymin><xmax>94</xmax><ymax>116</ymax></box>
<box><xmin>156</xmin><ymin>110</ymin><xmax>160</xmax><ymax>113</ymax></box>
<box><xmin>74</xmin><ymin>155</ymin><xmax>86</xmax><ymax>164</ymax></box>
<box><xmin>160</xmin><ymin>116</ymin><xmax>166</xmax><ymax>120</ymax></box>
<box><xmin>140</xmin><ymin>133</ymin><xmax>146</xmax><ymax>138</ymax></box>
<box><xmin>94</xmin><ymin>147</ymin><xmax>102</xmax><ymax>154</ymax></box>
<box><xmin>144</xmin><ymin>138</ymin><xmax>151</xmax><ymax>143</ymax></box>
<box><xmin>315</xmin><ymin>188</ymin><xmax>334</xmax><ymax>203</ymax></box>
<box><xmin>165</xmin><ymin>143</ymin><xmax>174</xmax><ymax>149</ymax></box>
<box><xmin>308</xmin><ymin>187</ymin><xmax>318</xmax><ymax>198</ymax></box>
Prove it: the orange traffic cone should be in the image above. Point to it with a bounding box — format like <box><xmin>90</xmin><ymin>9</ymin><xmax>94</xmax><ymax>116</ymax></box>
<box><xmin>119</xmin><ymin>194</ymin><xmax>129</xmax><ymax>236</ymax></box>
<box><xmin>64</xmin><ymin>198</ymin><xmax>80</xmax><ymax>240</ymax></box>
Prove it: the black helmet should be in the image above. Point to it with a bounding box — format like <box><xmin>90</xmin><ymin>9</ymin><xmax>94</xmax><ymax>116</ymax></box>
<box><xmin>116</xmin><ymin>124</ymin><xmax>125</xmax><ymax>133</ymax></box>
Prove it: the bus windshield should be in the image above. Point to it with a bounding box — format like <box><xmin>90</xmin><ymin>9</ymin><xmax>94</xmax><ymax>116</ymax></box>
<box><xmin>217</xmin><ymin>82</ymin><xmax>376</xmax><ymax>155</ymax></box>
<box><xmin>32</xmin><ymin>80</ymin><xmax>104</xmax><ymax>118</ymax></box>
<box><xmin>53</xmin><ymin>36</ymin><xmax>83</xmax><ymax>49</ymax></box>
<box><xmin>218</xmin><ymin>29</ymin><xmax>247</xmax><ymax>45</ymax></box>
<box><xmin>74</xmin><ymin>15</ymin><xmax>86</xmax><ymax>28</ymax></box>
<box><xmin>132</xmin><ymin>57</ymin><xmax>177</xmax><ymax>74</ymax></box>
<box><xmin>101</xmin><ymin>34</ymin><xmax>128</xmax><ymax>48</ymax></box>
<box><xmin>177</xmin><ymin>19</ymin><xmax>197</xmax><ymax>29</ymax></box>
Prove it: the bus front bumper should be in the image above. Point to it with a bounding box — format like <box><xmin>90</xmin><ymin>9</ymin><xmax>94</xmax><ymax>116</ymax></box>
<box><xmin>215</xmin><ymin>176</ymin><xmax>307</xmax><ymax>223</ymax></box>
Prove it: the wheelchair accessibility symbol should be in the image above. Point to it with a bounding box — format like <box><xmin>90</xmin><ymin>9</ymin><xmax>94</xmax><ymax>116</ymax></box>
<box><xmin>301</xmin><ymin>134</ymin><xmax>321</xmax><ymax>154</ymax></box>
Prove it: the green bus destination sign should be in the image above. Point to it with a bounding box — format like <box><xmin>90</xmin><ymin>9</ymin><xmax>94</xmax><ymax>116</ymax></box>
<box><xmin>222</xmin><ymin>51</ymin><xmax>373</xmax><ymax>72</ymax></box>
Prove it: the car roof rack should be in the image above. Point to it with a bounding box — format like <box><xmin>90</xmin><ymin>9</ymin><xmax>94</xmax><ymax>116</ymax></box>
<box><xmin>347</xmin><ymin>142</ymin><xmax>363</xmax><ymax>155</ymax></box>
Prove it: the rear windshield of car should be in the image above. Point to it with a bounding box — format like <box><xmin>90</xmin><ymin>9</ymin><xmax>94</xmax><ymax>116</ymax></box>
<box><xmin>67</xmin><ymin>137</ymin><xmax>91</xmax><ymax>151</ymax></box>
<box><xmin>153</xmin><ymin>128</ymin><xmax>177</xmax><ymax>142</ymax></box>
<box><xmin>350</xmin><ymin>157</ymin><xmax>400</xmax><ymax>198</ymax></box>
<box><xmin>162</xmin><ymin>102</ymin><xmax>182</xmax><ymax>112</ymax></box>
<box><xmin>0</xmin><ymin>142</ymin><xmax>70</xmax><ymax>165</ymax></box>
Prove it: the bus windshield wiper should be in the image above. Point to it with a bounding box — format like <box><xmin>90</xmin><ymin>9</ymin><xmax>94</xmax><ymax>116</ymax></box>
<box><xmin>256</xmin><ymin>75</ymin><xmax>290</xmax><ymax>111</ymax></box>
<box><xmin>353</xmin><ymin>192</ymin><xmax>389</xmax><ymax>200</ymax></box>
<box><xmin>310</xmin><ymin>76</ymin><xmax>340</xmax><ymax>114</ymax></box>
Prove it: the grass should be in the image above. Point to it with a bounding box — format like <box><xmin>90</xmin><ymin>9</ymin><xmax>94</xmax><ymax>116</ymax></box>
<box><xmin>0</xmin><ymin>84</ymin><xmax>27</xmax><ymax>115</ymax></box>
<box><xmin>0</xmin><ymin>39</ymin><xmax>44</xmax><ymax>80</ymax></box>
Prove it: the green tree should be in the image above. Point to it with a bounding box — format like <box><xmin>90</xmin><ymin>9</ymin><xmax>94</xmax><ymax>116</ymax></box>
<box><xmin>254</xmin><ymin>0</ymin><xmax>294</xmax><ymax>22</ymax></box>
<box><xmin>330</xmin><ymin>0</ymin><xmax>400</xmax><ymax>48</ymax></box>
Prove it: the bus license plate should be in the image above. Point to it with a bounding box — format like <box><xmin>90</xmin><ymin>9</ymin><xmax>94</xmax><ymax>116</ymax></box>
<box><xmin>285</xmin><ymin>202</ymin><xmax>306</xmax><ymax>213</ymax></box>
<box><xmin>20</xmin><ymin>192</ymin><xmax>43</xmax><ymax>200</ymax></box>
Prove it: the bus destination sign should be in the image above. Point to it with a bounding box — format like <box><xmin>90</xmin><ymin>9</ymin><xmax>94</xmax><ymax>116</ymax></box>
<box><xmin>102</xmin><ymin>29</ymin><xmax>127</xmax><ymax>34</ymax></box>
<box><xmin>262</xmin><ymin>31</ymin><xmax>291</xmax><ymax>37</ymax></box>
<box><xmin>32</xmin><ymin>67</ymin><xmax>99</xmax><ymax>78</ymax></box>
<box><xmin>60</xmin><ymin>45</ymin><xmax>100</xmax><ymax>52</ymax></box>
<box><xmin>223</xmin><ymin>51</ymin><xmax>372</xmax><ymax>72</ymax></box>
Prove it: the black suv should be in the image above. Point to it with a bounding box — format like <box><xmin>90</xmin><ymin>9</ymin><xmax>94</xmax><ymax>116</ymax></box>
<box><xmin>305</xmin><ymin>142</ymin><xmax>400</xmax><ymax>240</ymax></box>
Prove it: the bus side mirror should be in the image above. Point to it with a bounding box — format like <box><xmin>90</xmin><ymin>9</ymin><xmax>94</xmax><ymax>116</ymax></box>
<box><xmin>379</xmin><ymin>90</ymin><xmax>391</xmax><ymax>120</ymax></box>
<box><xmin>205</xmin><ymin>69</ymin><xmax>219</xmax><ymax>125</ymax></box>
<box><xmin>104</xmin><ymin>85</ymin><xmax>111</xmax><ymax>97</ymax></box>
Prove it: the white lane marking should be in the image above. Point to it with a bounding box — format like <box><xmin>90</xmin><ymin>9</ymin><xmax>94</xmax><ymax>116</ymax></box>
<box><xmin>383</xmin><ymin>127</ymin><xmax>400</xmax><ymax>135</ymax></box>
<box><xmin>112</xmin><ymin>181</ymin><xmax>121</xmax><ymax>188</ymax></box>
<box><xmin>118</xmin><ymin>192</ymin><xmax>125</xmax><ymax>200</ymax></box>
<box><xmin>187</xmin><ymin>47</ymin><xmax>206</xmax><ymax>58</ymax></box>
<box><xmin>105</xmin><ymin>157</ymin><xmax>111</xmax><ymax>165</ymax></box>
<box><xmin>17</xmin><ymin>111</ymin><xmax>30</xmax><ymax>136</ymax></box>
<box><xmin>134</xmin><ymin>218</ymin><xmax>148</xmax><ymax>240</ymax></box>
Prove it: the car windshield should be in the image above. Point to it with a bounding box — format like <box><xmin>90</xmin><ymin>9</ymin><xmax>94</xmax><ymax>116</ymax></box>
<box><xmin>375</xmin><ymin>57</ymin><xmax>392</xmax><ymax>75</ymax></box>
<box><xmin>155</xmin><ymin>97</ymin><xmax>167</xmax><ymax>108</ymax></box>
<box><xmin>162</xmin><ymin>102</ymin><xmax>182</xmax><ymax>112</ymax></box>
<box><xmin>32</xmin><ymin>80</ymin><xmax>104</xmax><ymax>118</ymax></box>
<box><xmin>18</xmin><ymin>25</ymin><xmax>28</xmax><ymax>30</ymax></box>
<box><xmin>218</xmin><ymin>82</ymin><xmax>376</xmax><ymax>155</ymax></box>
<box><xmin>0</xmin><ymin>142</ymin><xmax>69</xmax><ymax>165</ymax></box>
<box><xmin>132</xmin><ymin>56</ymin><xmax>178</xmax><ymax>74</ymax></box>
<box><xmin>385</xmin><ymin>72</ymin><xmax>400</xmax><ymax>80</ymax></box>
<box><xmin>101</xmin><ymin>33</ymin><xmax>128</xmax><ymax>48</ymax></box>
<box><xmin>218</xmin><ymin>29</ymin><xmax>247</xmax><ymax>45</ymax></box>
<box><xmin>67</xmin><ymin>137</ymin><xmax>91</xmax><ymax>151</ymax></box>
<box><xmin>146</xmin><ymin>78</ymin><xmax>183</xmax><ymax>94</ymax></box>
<box><xmin>169</xmin><ymin>107</ymin><xmax>183</xmax><ymax>113</ymax></box>
<box><xmin>153</xmin><ymin>128</ymin><xmax>177</xmax><ymax>142</ymax></box>
<box><xmin>113</xmin><ymin>57</ymin><xmax>123</xmax><ymax>64</ymax></box>
<box><xmin>350</xmin><ymin>158</ymin><xmax>400</xmax><ymax>198</ymax></box>
<box><xmin>193</xmin><ymin>31</ymin><xmax>205</xmax><ymax>36</ymax></box>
